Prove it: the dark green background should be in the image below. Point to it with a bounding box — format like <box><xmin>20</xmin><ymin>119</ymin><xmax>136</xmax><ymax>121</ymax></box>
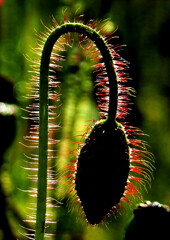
<box><xmin>0</xmin><ymin>0</ymin><xmax>170</xmax><ymax>239</ymax></box>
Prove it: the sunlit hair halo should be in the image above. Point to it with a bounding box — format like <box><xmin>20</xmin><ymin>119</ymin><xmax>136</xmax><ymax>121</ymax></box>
<box><xmin>23</xmin><ymin>13</ymin><xmax>153</xmax><ymax>239</ymax></box>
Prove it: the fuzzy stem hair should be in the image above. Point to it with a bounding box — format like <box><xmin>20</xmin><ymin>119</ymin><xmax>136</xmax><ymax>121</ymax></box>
<box><xmin>35</xmin><ymin>22</ymin><xmax>118</xmax><ymax>239</ymax></box>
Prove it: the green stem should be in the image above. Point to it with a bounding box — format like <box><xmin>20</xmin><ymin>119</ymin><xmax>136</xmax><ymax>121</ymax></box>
<box><xmin>35</xmin><ymin>22</ymin><xmax>118</xmax><ymax>240</ymax></box>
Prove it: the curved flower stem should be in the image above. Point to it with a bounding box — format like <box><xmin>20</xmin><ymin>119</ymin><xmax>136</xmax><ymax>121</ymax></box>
<box><xmin>35</xmin><ymin>22</ymin><xmax>118</xmax><ymax>240</ymax></box>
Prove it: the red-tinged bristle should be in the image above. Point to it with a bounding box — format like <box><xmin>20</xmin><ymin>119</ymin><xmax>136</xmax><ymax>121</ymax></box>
<box><xmin>76</xmin><ymin>14</ymin><xmax>84</xmax><ymax>24</ymax></box>
<box><xmin>51</xmin><ymin>15</ymin><xmax>59</xmax><ymax>27</ymax></box>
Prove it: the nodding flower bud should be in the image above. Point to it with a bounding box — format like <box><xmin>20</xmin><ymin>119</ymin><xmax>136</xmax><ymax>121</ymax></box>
<box><xmin>75</xmin><ymin>119</ymin><xmax>130</xmax><ymax>224</ymax></box>
<box><xmin>23</xmin><ymin>13</ymin><xmax>154</xmax><ymax>238</ymax></box>
<box><xmin>60</xmin><ymin>17</ymin><xmax>154</xmax><ymax>225</ymax></box>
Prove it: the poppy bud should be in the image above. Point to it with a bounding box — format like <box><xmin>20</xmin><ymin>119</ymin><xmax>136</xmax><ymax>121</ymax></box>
<box><xmin>75</xmin><ymin>119</ymin><xmax>130</xmax><ymax>224</ymax></box>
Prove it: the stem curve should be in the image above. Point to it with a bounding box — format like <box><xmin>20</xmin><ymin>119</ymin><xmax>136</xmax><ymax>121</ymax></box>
<box><xmin>35</xmin><ymin>22</ymin><xmax>118</xmax><ymax>239</ymax></box>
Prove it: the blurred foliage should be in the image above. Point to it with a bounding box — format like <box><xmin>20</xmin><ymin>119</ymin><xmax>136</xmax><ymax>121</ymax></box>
<box><xmin>0</xmin><ymin>0</ymin><xmax>170</xmax><ymax>240</ymax></box>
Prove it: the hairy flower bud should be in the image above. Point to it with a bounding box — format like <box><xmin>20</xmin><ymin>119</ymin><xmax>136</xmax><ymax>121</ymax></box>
<box><xmin>75</xmin><ymin>119</ymin><xmax>130</xmax><ymax>224</ymax></box>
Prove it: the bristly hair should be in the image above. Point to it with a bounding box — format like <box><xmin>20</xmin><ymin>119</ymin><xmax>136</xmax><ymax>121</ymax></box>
<box><xmin>56</xmin><ymin>14</ymin><xmax>154</xmax><ymax>225</ymax></box>
<box><xmin>21</xmin><ymin>17</ymin><xmax>64</xmax><ymax>240</ymax></box>
<box><xmin>21</xmin><ymin>12</ymin><xmax>154</xmax><ymax>238</ymax></box>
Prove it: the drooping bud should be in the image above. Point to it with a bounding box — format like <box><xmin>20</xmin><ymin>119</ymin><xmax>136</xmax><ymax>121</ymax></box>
<box><xmin>75</xmin><ymin>119</ymin><xmax>130</xmax><ymax>224</ymax></box>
